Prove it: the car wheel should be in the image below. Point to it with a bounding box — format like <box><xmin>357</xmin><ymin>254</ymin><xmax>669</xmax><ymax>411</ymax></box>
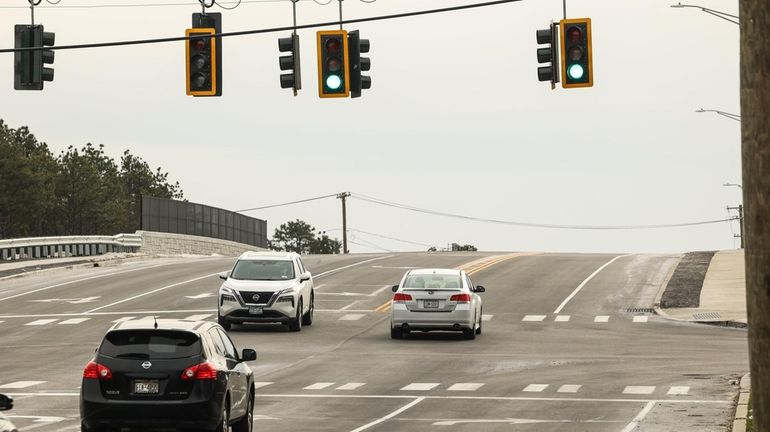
<box><xmin>232</xmin><ymin>394</ymin><xmax>253</xmax><ymax>432</ymax></box>
<box><xmin>218</xmin><ymin>314</ymin><xmax>231</xmax><ymax>331</ymax></box>
<box><xmin>475</xmin><ymin>310</ymin><xmax>482</xmax><ymax>335</ymax></box>
<box><xmin>80</xmin><ymin>422</ymin><xmax>94</xmax><ymax>432</ymax></box>
<box><xmin>214</xmin><ymin>399</ymin><xmax>229</xmax><ymax>432</ymax></box>
<box><xmin>302</xmin><ymin>292</ymin><xmax>314</xmax><ymax>326</ymax></box>
<box><xmin>288</xmin><ymin>300</ymin><xmax>303</xmax><ymax>332</ymax></box>
<box><xmin>463</xmin><ymin>316</ymin><xmax>477</xmax><ymax>340</ymax></box>
<box><xmin>390</xmin><ymin>327</ymin><xmax>403</xmax><ymax>339</ymax></box>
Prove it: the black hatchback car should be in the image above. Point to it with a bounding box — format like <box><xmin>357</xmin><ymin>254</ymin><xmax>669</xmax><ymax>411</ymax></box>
<box><xmin>80</xmin><ymin>319</ymin><xmax>256</xmax><ymax>432</ymax></box>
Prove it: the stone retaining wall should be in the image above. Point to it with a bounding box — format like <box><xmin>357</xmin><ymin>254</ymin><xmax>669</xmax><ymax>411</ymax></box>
<box><xmin>137</xmin><ymin>231</ymin><xmax>264</xmax><ymax>257</ymax></box>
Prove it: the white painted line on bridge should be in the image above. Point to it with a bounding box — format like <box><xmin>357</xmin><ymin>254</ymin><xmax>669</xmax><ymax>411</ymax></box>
<box><xmin>58</xmin><ymin>318</ymin><xmax>90</xmax><ymax>325</ymax></box>
<box><xmin>594</xmin><ymin>315</ymin><xmax>610</xmax><ymax>323</ymax></box>
<box><xmin>554</xmin><ymin>315</ymin><xmax>571</xmax><ymax>322</ymax></box>
<box><xmin>522</xmin><ymin>315</ymin><xmax>546</xmax><ymax>322</ymax></box>
<box><xmin>522</xmin><ymin>384</ymin><xmax>549</xmax><ymax>392</ymax></box>
<box><xmin>253</xmin><ymin>382</ymin><xmax>274</xmax><ymax>389</ymax></box>
<box><xmin>314</xmin><ymin>256</ymin><xmax>394</xmax><ymax>280</ymax></box>
<box><xmin>0</xmin><ymin>381</ymin><xmax>46</xmax><ymax>389</ymax></box>
<box><xmin>337</xmin><ymin>383</ymin><xmax>366</xmax><ymax>391</ymax></box>
<box><xmin>667</xmin><ymin>386</ymin><xmax>690</xmax><ymax>395</ymax></box>
<box><xmin>25</xmin><ymin>319</ymin><xmax>57</xmax><ymax>326</ymax></box>
<box><xmin>557</xmin><ymin>385</ymin><xmax>582</xmax><ymax>393</ymax></box>
<box><xmin>620</xmin><ymin>401</ymin><xmax>656</xmax><ymax>432</ymax></box>
<box><xmin>183</xmin><ymin>314</ymin><xmax>212</xmax><ymax>321</ymax></box>
<box><xmin>339</xmin><ymin>314</ymin><xmax>365</xmax><ymax>321</ymax></box>
<box><xmin>623</xmin><ymin>386</ymin><xmax>656</xmax><ymax>395</ymax></box>
<box><xmin>553</xmin><ymin>254</ymin><xmax>633</xmax><ymax>314</ymax></box>
<box><xmin>401</xmin><ymin>383</ymin><xmax>439</xmax><ymax>391</ymax></box>
<box><xmin>481</xmin><ymin>314</ymin><xmax>494</xmax><ymax>321</ymax></box>
<box><xmin>447</xmin><ymin>383</ymin><xmax>484</xmax><ymax>391</ymax></box>
<box><xmin>633</xmin><ymin>316</ymin><xmax>649</xmax><ymax>323</ymax></box>
<box><xmin>349</xmin><ymin>396</ymin><xmax>425</xmax><ymax>432</ymax></box>
<box><xmin>304</xmin><ymin>382</ymin><xmax>335</xmax><ymax>390</ymax></box>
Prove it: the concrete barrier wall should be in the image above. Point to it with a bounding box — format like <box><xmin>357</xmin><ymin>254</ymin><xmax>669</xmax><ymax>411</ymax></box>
<box><xmin>137</xmin><ymin>231</ymin><xmax>264</xmax><ymax>257</ymax></box>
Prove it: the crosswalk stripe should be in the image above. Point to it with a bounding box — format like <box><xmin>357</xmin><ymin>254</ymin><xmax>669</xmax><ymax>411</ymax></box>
<box><xmin>523</xmin><ymin>384</ymin><xmax>549</xmax><ymax>392</ymax></box>
<box><xmin>557</xmin><ymin>384</ymin><xmax>582</xmax><ymax>393</ymax></box>
<box><xmin>0</xmin><ymin>381</ymin><xmax>46</xmax><ymax>389</ymax></box>
<box><xmin>633</xmin><ymin>316</ymin><xmax>649</xmax><ymax>323</ymax></box>
<box><xmin>522</xmin><ymin>315</ymin><xmax>546</xmax><ymax>322</ymax></box>
<box><xmin>339</xmin><ymin>314</ymin><xmax>365</xmax><ymax>321</ymax></box>
<box><xmin>594</xmin><ymin>315</ymin><xmax>610</xmax><ymax>323</ymax></box>
<box><xmin>668</xmin><ymin>386</ymin><xmax>690</xmax><ymax>395</ymax></box>
<box><xmin>554</xmin><ymin>315</ymin><xmax>571</xmax><ymax>322</ymax></box>
<box><xmin>25</xmin><ymin>319</ymin><xmax>57</xmax><ymax>326</ymax></box>
<box><xmin>59</xmin><ymin>318</ymin><xmax>90</xmax><ymax>325</ymax></box>
<box><xmin>336</xmin><ymin>383</ymin><xmax>365</xmax><ymax>391</ymax></box>
<box><xmin>401</xmin><ymin>383</ymin><xmax>440</xmax><ymax>391</ymax></box>
<box><xmin>481</xmin><ymin>314</ymin><xmax>494</xmax><ymax>321</ymax></box>
<box><xmin>112</xmin><ymin>317</ymin><xmax>135</xmax><ymax>323</ymax></box>
<box><xmin>447</xmin><ymin>383</ymin><xmax>484</xmax><ymax>391</ymax></box>
<box><xmin>623</xmin><ymin>386</ymin><xmax>656</xmax><ymax>395</ymax></box>
<box><xmin>304</xmin><ymin>382</ymin><xmax>335</xmax><ymax>390</ymax></box>
<box><xmin>253</xmin><ymin>382</ymin><xmax>274</xmax><ymax>390</ymax></box>
<box><xmin>183</xmin><ymin>314</ymin><xmax>212</xmax><ymax>321</ymax></box>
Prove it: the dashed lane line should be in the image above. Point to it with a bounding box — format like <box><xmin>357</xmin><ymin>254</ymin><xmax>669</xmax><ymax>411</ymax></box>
<box><xmin>522</xmin><ymin>384</ymin><xmax>549</xmax><ymax>392</ymax></box>
<box><xmin>25</xmin><ymin>319</ymin><xmax>57</xmax><ymax>326</ymax></box>
<box><xmin>401</xmin><ymin>383</ymin><xmax>440</xmax><ymax>391</ymax></box>
<box><xmin>594</xmin><ymin>315</ymin><xmax>610</xmax><ymax>323</ymax></box>
<box><xmin>336</xmin><ymin>383</ymin><xmax>366</xmax><ymax>391</ymax></box>
<box><xmin>667</xmin><ymin>386</ymin><xmax>690</xmax><ymax>395</ymax></box>
<box><xmin>623</xmin><ymin>386</ymin><xmax>656</xmax><ymax>395</ymax></box>
<box><xmin>0</xmin><ymin>381</ymin><xmax>46</xmax><ymax>389</ymax></box>
<box><xmin>447</xmin><ymin>383</ymin><xmax>484</xmax><ymax>391</ymax></box>
<box><xmin>339</xmin><ymin>314</ymin><xmax>365</xmax><ymax>321</ymax></box>
<box><xmin>58</xmin><ymin>318</ymin><xmax>90</xmax><ymax>325</ymax></box>
<box><xmin>557</xmin><ymin>385</ymin><xmax>582</xmax><ymax>393</ymax></box>
<box><xmin>522</xmin><ymin>315</ymin><xmax>547</xmax><ymax>322</ymax></box>
<box><xmin>553</xmin><ymin>254</ymin><xmax>633</xmax><ymax>314</ymax></box>
<box><xmin>554</xmin><ymin>315</ymin><xmax>571</xmax><ymax>322</ymax></box>
<box><xmin>304</xmin><ymin>383</ymin><xmax>335</xmax><ymax>390</ymax></box>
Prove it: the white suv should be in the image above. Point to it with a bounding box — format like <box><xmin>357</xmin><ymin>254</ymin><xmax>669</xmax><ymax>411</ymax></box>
<box><xmin>217</xmin><ymin>251</ymin><xmax>314</xmax><ymax>332</ymax></box>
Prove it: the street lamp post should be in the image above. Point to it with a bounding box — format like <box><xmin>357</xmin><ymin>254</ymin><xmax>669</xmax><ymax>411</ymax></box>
<box><xmin>696</xmin><ymin>108</ymin><xmax>742</xmax><ymax>122</ymax></box>
<box><xmin>670</xmin><ymin>3</ymin><xmax>740</xmax><ymax>24</ymax></box>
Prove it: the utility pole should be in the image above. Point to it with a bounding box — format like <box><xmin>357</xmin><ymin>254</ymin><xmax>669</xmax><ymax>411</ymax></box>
<box><xmin>727</xmin><ymin>204</ymin><xmax>744</xmax><ymax>248</ymax></box>
<box><xmin>337</xmin><ymin>192</ymin><xmax>350</xmax><ymax>254</ymax></box>
<box><xmin>740</xmin><ymin>1</ymin><xmax>770</xmax><ymax>430</ymax></box>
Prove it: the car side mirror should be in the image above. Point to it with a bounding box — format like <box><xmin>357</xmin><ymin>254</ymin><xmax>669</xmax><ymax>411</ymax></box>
<box><xmin>475</xmin><ymin>285</ymin><xmax>486</xmax><ymax>293</ymax></box>
<box><xmin>0</xmin><ymin>393</ymin><xmax>13</xmax><ymax>411</ymax></box>
<box><xmin>218</xmin><ymin>272</ymin><xmax>228</xmax><ymax>280</ymax></box>
<box><xmin>241</xmin><ymin>349</ymin><xmax>257</xmax><ymax>362</ymax></box>
<box><xmin>300</xmin><ymin>272</ymin><xmax>312</xmax><ymax>282</ymax></box>
<box><xmin>391</xmin><ymin>285</ymin><xmax>399</xmax><ymax>293</ymax></box>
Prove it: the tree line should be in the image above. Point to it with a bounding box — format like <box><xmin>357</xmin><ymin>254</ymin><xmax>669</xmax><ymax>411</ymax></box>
<box><xmin>0</xmin><ymin>120</ymin><xmax>183</xmax><ymax>239</ymax></box>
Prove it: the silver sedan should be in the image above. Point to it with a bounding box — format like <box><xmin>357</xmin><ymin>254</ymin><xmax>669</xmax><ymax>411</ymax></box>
<box><xmin>390</xmin><ymin>268</ymin><xmax>485</xmax><ymax>339</ymax></box>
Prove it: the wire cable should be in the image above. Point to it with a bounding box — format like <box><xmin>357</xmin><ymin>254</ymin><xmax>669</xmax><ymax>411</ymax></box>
<box><xmin>236</xmin><ymin>193</ymin><xmax>338</xmax><ymax>212</ymax></box>
<box><xmin>214</xmin><ymin>0</ymin><xmax>242</xmax><ymax>9</ymax></box>
<box><xmin>351</xmin><ymin>193</ymin><xmax>736</xmax><ymax>230</ymax></box>
<box><xmin>1</xmin><ymin>0</ymin><xmax>523</xmax><ymax>53</ymax></box>
<box><xmin>348</xmin><ymin>228</ymin><xmax>435</xmax><ymax>248</ymax></box>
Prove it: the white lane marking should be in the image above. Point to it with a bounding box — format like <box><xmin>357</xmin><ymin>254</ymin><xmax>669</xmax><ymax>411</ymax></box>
<box><xmin>339</xmin><ymin>302</ymin><xmax>360</xmax><ymax>311</ymax></box>
<box><xmin>339</xmin><ymin>314</ymin><xmax>365</xmax><ymax>321</ymax></box>
<box><xmin>553</xmin><ymin>254</ymin><xmax>632</xmax><ymax>314</ymax></box>
<box><xmin>337</xmin><ymin>383</ymin><xmax>366</xmax><ymax>391</ymax></box>
<box><xmin>522</xmin><ymin>315</ymin><xmax>546</xmax><ymax>322</ymax></box>
<box><xmin>370</xmin><ymin>285</ymin><xmax>392</xmax><ymax>297</ymax></box>
<box><xmin>253</xmin><ymin>382</ymin><xmax>274</xmax><ymax>390</ymax></box>
<box><xmin>633</xmin><ymin>315</ymin><xmax>649</xmax><ymax>323</ymax></box>
<box><xmin>313</xmin><ymin>284</ymin><xmax>327</xmax><ymax>291</ymax></box>
<box><xmin>0</xmin><ymin>309</ymin><xmax>216</xmax><ymax>319</ymax></box>
<box><xmin>314</xmin><ymin>256</ymin><xmax>393</xmax><ymax>279</ymax></box>
<box><xmin>29</xmin><ymin>296</ymin><xmax>100</xmax><ymax>304</ymax></box>
<box><xmin>0</xmin><ymin>263</ymin><xmax>173</xmax><ymax>303</ymax></box>
<box><xmin>349</xmin><ymin>396</ymin><xmax>425</xmax><ymax>432</ymax></box>
<box><xmin>371</xmin><ymin>266</ymin><xmax>419</xmax><ymax>269</ymax></box>
<box><xmin>554</xmin><ymin>315</ymin><xmax>571</xmax><ymax>322</ymax></box>
<box><xmin>432</xmin><ymin>418</ymin><xmax>616</xmax><ymax>426</ymax></box>
<box><xmin>668</xmin><ymin>386</ymin><xmax>690</xmax><ymax>395</ymax></box>
<box><xmin>86</xmin><ymin>272</ymin><xmax>221</xmax><ymax>313</ymax></box>
<box><xmin>594</xmin><ymin>315</ymin><xmax>610</xmax><ymax>323</ymax></box>
<box><xmin>401</xmin><ymin>383</ymin><xmax>440</xmax><ymax>391</ymax></box>
<box><xmin>523</xmin><ymin>384</ymin><xmax>549</xmax><ymax>392</ymax></box>
<box><xmin>25</xmin><ymin>319</ymin><xmax>57</xmax><ymax>326</ymax></box>
<box><xmin>183</xmin><ymin>314</ymin><xmax>212</xmax><ymax>321</ymax></box>
<box><xmin>620</xmin><ymin>401</ymin><xmax>656</xmax><ymax>432</ymax></box>
<box><xmin>304</xmin><ymin>382</ymin><xmax>335</xmax><ymax>390</ymax></box>
<box><xmin>557</xmin><ymin>385</ymin><xmax>582</xmax><ymax>393</ymax></box>
<box><xmin>58</xmin><ymin>318</ymin><xmax>90</xmax><ymax>325</ymax></box>
<box><xmin>0</xmin><ymin>321</ymin><xmax>4</xmax><ymax>324</ymax></box>
<box><xmin>482</xmin><ymin>314</ymin><xmax>494</xmax><ymax>321</ymax></box>
<box><xmin>447</xmin><ymin>383</ymin><xmax>484</xmax><ymax>391</ymax></box>
<box><xmin>112</xmin><ymin>316</ymin><xmax>135</xmax><ymax>323</ymax></box>
<box><xmin>0</xmin><ymin>381</ymin><xmax>46</xmax><ymax>389</ymax></box>
<box><xmin>318</xmin><ymin>285</ymin><xmax>392</xmax><ymax>298</ymax></box>
<box><xmin>623</xmin><ymin>386</ymin><xmax>656</xmax><ymax>395</ymax></box>
<box><xmin>184</xmin><ymin>293</ymin><xmax>214</xmax><ymax>299</ymax></box>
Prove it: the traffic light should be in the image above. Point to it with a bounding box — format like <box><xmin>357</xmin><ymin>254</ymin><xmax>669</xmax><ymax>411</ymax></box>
<box><xmin>535</xmin><ymin>22</ymin><xmax>559</xmax><ymax>87</ymax></box>
<box><xmin>316</xmin><ymin>30</ymin><xmax>349</xmax><ymax>98</ymax></box>
<box><xmin>560</xmin><ymin>18</ymin><xmax>593</xmax><ymax>88</ymax></box>
<box><xmin>14</xmin><ymin>25</ymin><xmax>55</xmax><ymax>91</ymax></box>
<box><xmin>278</xmin><ymin>33</ymin><xmax>301</xmax><ymax>93</ymax></box>
<box><xmin>185</xmin><ymin>28</ymin><xmax>217</xmax><ymax>96</ymax></box>
<box><xmin>347</xmin><ymin>30</ymin><xmax>371</xmax><ymax>98</ymax></box>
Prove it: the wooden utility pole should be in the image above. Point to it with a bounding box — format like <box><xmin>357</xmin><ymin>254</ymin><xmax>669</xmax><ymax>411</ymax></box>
<box><xmin>337</xmin><ymin>192</ymin><xmax>350</xmax><ymax>254</ymax></box>
<box><xmin>740</xmin><ymin>1</ymin><xmax>770</xmax><ymax>429</ymax></box>
<box><xmin>727</xmin><ymin>204</ymin><xmax>744</xmax><ymax>248</ymax></box>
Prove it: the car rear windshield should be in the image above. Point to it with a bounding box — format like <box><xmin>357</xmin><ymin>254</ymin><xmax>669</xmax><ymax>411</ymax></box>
<box><xmin>231</xmin><ymin>259</ymin><xmax>295</xmax><ymax>281</ymax></box>
<box><xmin>403</xmin><ymin>274</ymin><xmax>463</xmax><ymax>289</ymax></box>
<box><xmin>99</xmin><ymin>330</ymin><xmax>201</xmax><ymax>359</ymax></box>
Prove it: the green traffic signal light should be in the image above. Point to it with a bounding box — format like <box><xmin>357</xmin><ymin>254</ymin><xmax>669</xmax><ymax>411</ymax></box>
<box><xmin>560</xmin><ymin>18</ymin><xmax>593</xmax><ymax>88</ymax></box>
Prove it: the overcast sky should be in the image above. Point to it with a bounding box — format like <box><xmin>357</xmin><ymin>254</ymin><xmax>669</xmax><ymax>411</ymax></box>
<box><xmin>0</xmin><ymin>0</ymin><xmax>741</xmax><ymax>254</ymax></box>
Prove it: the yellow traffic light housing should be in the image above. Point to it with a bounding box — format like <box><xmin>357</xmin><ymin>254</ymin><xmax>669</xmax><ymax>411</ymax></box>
<box><xmin>316</xmin><ymin>30</ymin><xmax>350</xmax><ymax>98</ymax></box>
<box><xmin>560</xmin><ymin>18</ymin><xmax>593</xmax><ymax>88</ymax></box>
<box><xmin>186</xmin><ymin>28</ymin><xmax>217</xmax><ymax>96</ymax></box>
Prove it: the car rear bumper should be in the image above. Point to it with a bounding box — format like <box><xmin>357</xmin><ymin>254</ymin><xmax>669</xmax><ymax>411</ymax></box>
<box><xmin>390</xmin><ymin>304</ymin><xmax>475</xmax><ymax>330</ymax></box>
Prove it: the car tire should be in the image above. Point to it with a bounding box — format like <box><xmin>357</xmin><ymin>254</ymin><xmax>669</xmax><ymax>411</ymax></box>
<box><xmin>232</xmin><ymin>394</ymin><xmax>253</xmax><ymax>432</ymax></box>
<box><xmin>475</xmin><ymin>310</ymin><xmax>482</xmax><ymax>335</ymax></box>
<box><xmin>218</xmin><ymin>314</ymin><xmax>231</xmax><ymax>331</ymax></box>
<box><xmin>390</xmin><ymin>327</ymin><xmax>403</xmax><ymax>339</ymax></box>
<box><xmin>214</xmin><ymin>399</ymin><xmax>229</xmax><ymax>432</ymax></box>
<box><xmin>463</xmin><ymin>316</ymin><xmax>477</xmax><ymax>340</ymax></box>
<box><xmin>302</xmin><ymin>292</ymin><xmax>314</xmax><ymax>326</ymax></box>
<box><xmin>288</xmin><ymin>300</ymin><xmax>303</xmax><ymax>332</ymax></box>
<box><xmin>80</xmin><ymin>422</ymin><xmax>94</xmax><ymax>432</ymax></box>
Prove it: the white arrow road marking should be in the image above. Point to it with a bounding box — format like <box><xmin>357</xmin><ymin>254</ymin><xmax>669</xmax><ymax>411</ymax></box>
<box><xmin>28</xmin><ymin>296</ymin><xmax>100</xmax><ymax>304</ymax></box>
<box><xmin>184</xmin><ymin>293</ymin><xmax>215</xmax><ymax>299</ymax></box>
<box><xmin>7</xmin><ymin>415</ymin><xmax>65</xmax><ymax>422</ymax></box>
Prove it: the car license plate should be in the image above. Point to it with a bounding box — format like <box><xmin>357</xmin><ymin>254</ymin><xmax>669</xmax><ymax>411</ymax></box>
<box><xmin>134</xmin><ymin>380</ymin><xmax>159</xmax><ymax>394</ymax></box>
<box><xmin>249</xmin><ymin>306</ymin><xmax>263</xmax><ymax>315</ymax></box>
<box><xmin>424</xmin><ymin>300</ymin><xmax>439</xmax><ymax>308</ymax></box>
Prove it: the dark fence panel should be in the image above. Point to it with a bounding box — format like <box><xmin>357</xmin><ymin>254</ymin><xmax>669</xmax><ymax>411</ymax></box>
<box><xmin>140</xmin><ymin>196</ymin><xmax>267</xmax><ymax>248</ymax></box>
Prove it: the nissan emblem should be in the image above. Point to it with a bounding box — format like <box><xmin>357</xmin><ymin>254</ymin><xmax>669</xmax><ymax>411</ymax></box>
<box><xmin>252</xmin><ymin>294</ymin><xmax>260</xmax><ymax>302</ymax></box>
<box><xmin>141</xmin><ymin>361</ymin><xmax>152</xmax><ymax>370</ymax></box>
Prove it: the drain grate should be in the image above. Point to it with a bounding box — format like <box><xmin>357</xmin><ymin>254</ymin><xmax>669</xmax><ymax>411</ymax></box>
<box><xmin>693</xmin><ymin>312</ymin><xmax>721</xmax><ymax>321</ymax></box>
<box><xmin>626</xmin><ymin>308</ymin><xmax>655</xmax><ymax>313</ymax></box>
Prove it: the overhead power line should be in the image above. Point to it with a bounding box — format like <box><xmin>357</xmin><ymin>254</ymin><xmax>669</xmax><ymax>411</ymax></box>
<box><xmin>236</xmin><ymin>193</ymin><xmax>338</xmax><ymax>212</ymax></box>
<box><xmin>351</xmin><ymin>193</ymin><xmax>738</xmax><ymax>230</ymax></box>
<box><xmin>0</xmin><ymin>0</ymin><xmax>335</xmax><ymax>8</ymax></box>
<box><xmin>326</xmin><ymin>227</ymin><xmax>435</xmax><ymax>248</ymax></box>
<box><xmin>0</xmin><ymin>0</ymin><xmax>523</xmax><ymax>53</ymax></box>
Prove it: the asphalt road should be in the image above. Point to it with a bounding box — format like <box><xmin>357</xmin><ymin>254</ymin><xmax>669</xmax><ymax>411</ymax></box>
<box><xmin>0</xmin><ymin>252</ymin><xmax>749</xmax><ymax>431</ymax></box>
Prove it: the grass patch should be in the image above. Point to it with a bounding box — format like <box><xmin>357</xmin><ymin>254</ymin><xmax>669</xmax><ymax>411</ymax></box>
<box><xmin>746</xmin><ymin>397</ymin><xmax>754</xmax><ymax>432</ymax></box>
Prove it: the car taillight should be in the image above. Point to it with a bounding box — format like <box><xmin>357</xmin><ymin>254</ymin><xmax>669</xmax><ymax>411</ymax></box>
<box><xmin>181</xmin><ymin>362</ymin><xmax>218</xmax><ymax>380</ymax></box>
<box><xmin>83</xmin><ymin>361</ymin><xmax>112</xmax><ymax>380</ymax></box>
<box><xmin>449</xmin><ymin>293</ymin><xmax>472</xmax><ymax>303</ymax></box>
<box><xmin>393</xmin><ymin>293</ymin><xmax>413</xmax><ymax>302</ymax></box>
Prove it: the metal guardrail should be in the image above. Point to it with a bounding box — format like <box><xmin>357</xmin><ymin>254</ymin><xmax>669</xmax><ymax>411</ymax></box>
<box><xmin>0</xmin><ymin>233</ymin><xmax>143</xmax><ymax>261</ymax></box>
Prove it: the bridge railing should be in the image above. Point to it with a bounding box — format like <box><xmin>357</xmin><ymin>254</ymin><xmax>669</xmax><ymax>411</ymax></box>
<box><xmin>0</xmin><ymin>233</ymin><xmax>142</xmax><ymax>261</ymax></box>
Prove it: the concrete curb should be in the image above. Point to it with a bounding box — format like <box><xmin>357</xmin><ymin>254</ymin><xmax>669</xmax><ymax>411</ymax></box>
<box><xmin>733</xmin><ymin>373</ymin><xmax>751</xmax><ymax>432</ymax></box>
<box><xmin>0</xmin><ymin>254</ymin><xmax>156</xmax><ymax>282</ymax></box>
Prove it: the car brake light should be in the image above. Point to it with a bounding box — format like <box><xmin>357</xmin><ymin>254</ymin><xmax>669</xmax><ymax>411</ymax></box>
<box><xmin>449</xmin><ymin>293</ymin><xmax>471</xmax><ymax>303</ymax></box>
<box><xmin>393</xmin><ymin>293</ymin><xmax>413</xmax><ymax>302</ymax></box>
<box><xmin>181</xmin><ymin>362</ymin><xmax>218</xmax><ymax>380</ymax></box>
<box><xmin>83</xmin><ymin>361</ymin><xmax>112</xmax><ymax>380</ymax></box>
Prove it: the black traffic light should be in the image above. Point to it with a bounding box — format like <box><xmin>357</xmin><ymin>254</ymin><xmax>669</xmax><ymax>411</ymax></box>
<box><xmin>560</xmin><ymin>18</ymin><xmax>593</xmax><ymax>88</ymax></box>
<box><xmin>14</xmin><ymin>24</ymin><xmax>54</xmax><ymax>91</ymax></box>
<box><xmin>187</xmin><ymin>12</ymin><xmax>222</xmax><ymax>97</ymax></box>
<box><xmin>316</xmin><ymin>30</ymin><xmax>349</xmax><ymax>98</ymax></box>
<box><xmin>347</xmin><ymin>30</ymin><xmax>371</xmax><ymax>98</ymax></box>
<box><xmin>536</xmin><ymin>22</ymin><xmax>559</xmax><ymax>87</ymax></box>
<box><xmin>278</xmin><ymin>33</ymin><xmax>301</xmax><ymax>93</ymax></box>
